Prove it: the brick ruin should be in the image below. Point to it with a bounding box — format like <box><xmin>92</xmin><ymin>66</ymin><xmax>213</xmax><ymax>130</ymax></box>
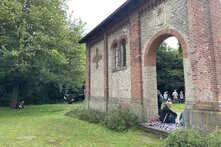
<box><xmin>80</xmin><ymin>0</ymin><xmax>221</xmax><ymax>133</ymax></box>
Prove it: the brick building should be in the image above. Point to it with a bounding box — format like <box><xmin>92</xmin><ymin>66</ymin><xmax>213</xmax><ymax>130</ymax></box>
<box><xmin>80</xmin><ymin>0</ymin><xmax>221</xmax><ymax>132</ymax></box>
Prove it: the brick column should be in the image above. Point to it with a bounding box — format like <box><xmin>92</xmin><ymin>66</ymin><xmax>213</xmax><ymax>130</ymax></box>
<box><xmin>208</xmin><ymin>0</ymin><xmax>221</xmax><ymax>107</ymax></box>
<box><xmin>187</xmin><ymin>0</ymin><xmax>221</xmax><ymax>133</ymax></box>
<box><xmin>85</xmin><ymin>44</ymin><xmax>91</xmax><ymax>103</ymax></box>
<box><xmin>187</xmin><ymin>0</ymin><xmax>219</xmax><ymax>111</ymax></box>
<box><xmin>130</xmin><ymin>12</ymin><xmax>143</xmax><ymax>103</ymax></box>
<box><xmin>103</xmin><ymin>34</ymin><xmax>109</xmax><ymax>112</ymax></box>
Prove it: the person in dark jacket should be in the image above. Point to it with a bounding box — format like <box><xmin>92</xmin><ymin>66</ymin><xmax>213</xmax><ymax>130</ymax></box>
<box><xmin>159</xmin><ymin>101</ymin><xmax>177</xmax><ymax>123</ymax></box>
<box><xmin>157</xmin><ymin>90</ymin><xmax>163</xmax><ymax>115</ymax></box>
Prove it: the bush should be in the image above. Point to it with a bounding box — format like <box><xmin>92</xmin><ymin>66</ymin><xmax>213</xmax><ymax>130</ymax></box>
<box><xmin>164</xmin><ymin>129</ymin><xmax>207</xmax><ymax>147</ymax></box>
<box><xmin>207</xmin><ymin>128</ymin><xmax>221</xmax><ymax>147</ymax></box>
<box><xmin>104</xmin><ymin>107</ymin><xmax>138</xmax><ymax>132</ymax></box>
<box><xmin>78</xmin><ymin>108</ymin><xmax>105</xmax><ymax>124</ymax></box>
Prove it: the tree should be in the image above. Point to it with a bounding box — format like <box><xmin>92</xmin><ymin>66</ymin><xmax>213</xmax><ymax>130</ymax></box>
<box><xmin>156</xmin><ymin>42</ymin><xmax>184</xmax><ymax>94</ymax></box>
<box><xmin>0</xmin><ymin>0</ymin><xmax>85</xmax><ymax>107</ymax></box>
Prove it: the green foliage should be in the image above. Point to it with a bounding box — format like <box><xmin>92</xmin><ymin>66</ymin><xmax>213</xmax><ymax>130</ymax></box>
<box><xmin>206</xmin><ymin>128</ymin><xmax>221</xmax><ymax>147</ymax></box>
<box><xmin>164</xmin><ymin>129</ymin><xmax>207</xmax><ymax>147</ymax></box>
<box><xmin>157</xmin><ymin>42</ymin><xmax>184</xmax><ymax>92</ymax></box>
<box><xmin>165</xmin><ymin>128</ymin><xmax>221</xmax><ymax>147</ymax></box>
<box><xmin>104</xmin><ymin>107</ymin><xmax>138</xmax><ymax>132</ymax></box>
<box><xmin>66</xmin><ymin>106</ymin><xmax>139</xmax><ymax>132</ymax></box>
<box><xmin>0</xmin><ymin>0</ymin><xmax>86</xmax><ymax>105</ymax></box>
<box><xmin>78</xmin><ymin>108</ymin><xmax>105</xmax><ymax>124</ymax></box>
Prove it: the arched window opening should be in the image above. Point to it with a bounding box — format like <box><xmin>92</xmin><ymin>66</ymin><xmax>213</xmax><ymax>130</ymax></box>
<box><xmin>119</xmin><ymin>38</ymin><xmax>126</xmax><ymax>67</ymax></box>
<box><xmin>111</xmin><ymin>38</ymin><xmax>127</xmax><ymax>71</ymax></box>
<box><xmin>111</xmin><ymin>41</ymin><xmax>118</xmax><ymax>71</ymax></box>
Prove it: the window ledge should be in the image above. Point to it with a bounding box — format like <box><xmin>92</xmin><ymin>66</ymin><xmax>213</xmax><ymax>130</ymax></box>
<box><xmin>112</xmin><ymin>66</ymin><xmax>127</xmax><ymax>72</ymax></box>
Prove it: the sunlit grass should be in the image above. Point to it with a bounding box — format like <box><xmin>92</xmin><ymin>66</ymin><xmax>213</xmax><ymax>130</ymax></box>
<box><xmin>172</xmin><ymin>103</ymin><xmax>185</xmax><ymax>112</ymax></box>
<box><xmin>0</xmin><ymin>103</ymin><xmax>162</xmax><ymax>147</ymax></box>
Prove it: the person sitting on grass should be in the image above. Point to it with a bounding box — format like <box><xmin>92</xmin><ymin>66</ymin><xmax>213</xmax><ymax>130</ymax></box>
<box><xmin>159</xmin><ymin>101</ymin><xmax>177</xmax><ymax>123</ymax></box>
<box><xmin>15</xmin><ymin>101</ymin><xmax>25</xmax><ymax>109</ymax></box>
<box><xmin>64</xmin><ymin>94</ymin><xmax>75</xmax><ymax>104</ymax></box>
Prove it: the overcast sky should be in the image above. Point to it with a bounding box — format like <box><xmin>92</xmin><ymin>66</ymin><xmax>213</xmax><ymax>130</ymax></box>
<box><xmin>68</xmin><ymin>0</ymin><xmax>127</xmax><ymax>33</ymax></box>
<box><xmin>67</xmin><ymin>0</ymin><xmax>178</xmax><ymax>48</ymax></box>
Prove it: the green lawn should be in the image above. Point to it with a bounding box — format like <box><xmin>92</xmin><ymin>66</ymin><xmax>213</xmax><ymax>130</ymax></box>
<box><xmin>0</xmin><ymin>103</ymin><xmax>163</xmax><ymax>147</ymax></box>
<box><xmin>172</xmin><ymin>103</ymin><xmax>185</xmax><ymax>113</ymax></box>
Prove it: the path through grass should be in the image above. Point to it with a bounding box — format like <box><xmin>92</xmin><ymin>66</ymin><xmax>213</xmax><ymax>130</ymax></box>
<box><xmin>0</xmin><ymin>104</ymin><xmax>162</xmax><ymax>147</ymax></box>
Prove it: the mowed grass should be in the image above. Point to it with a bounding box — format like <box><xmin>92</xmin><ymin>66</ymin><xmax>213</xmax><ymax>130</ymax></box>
<box><xmin>172</xmin><ymin>103</ymin><xmax>185</xmax><ymax>112</ymax></box>
<box><xmin>0</xmin><ymin>103</ymin><xmax>162</xmax><ymax>147</ymax></box>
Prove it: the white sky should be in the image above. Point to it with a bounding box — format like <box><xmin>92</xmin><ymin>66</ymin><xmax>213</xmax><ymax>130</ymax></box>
<box><xmin>67</xmin><ymin>0</ymin><xmax>178</xmax><ymax>48</ymax></box>
<box><xmin>67</xmin><ymin>0</ymin><xmax>127</xmax><ymax>33</ymax></box>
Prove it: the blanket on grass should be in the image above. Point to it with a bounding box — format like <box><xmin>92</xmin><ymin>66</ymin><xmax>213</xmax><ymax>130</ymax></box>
<box><xmin>144</xmin><ymin>122</ymin><xmax>183</xmax><ymax>131</ymax></box>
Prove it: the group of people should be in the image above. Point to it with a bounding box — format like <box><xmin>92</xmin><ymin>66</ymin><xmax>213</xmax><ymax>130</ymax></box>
<box><xmin>157</xmin><ymin>90</ymin><xmax>185</xmax><ymax>126</ymax></box>
<box><xmin>162</xmin><ymin>90</ymin><xmax>185</xmax><ymax>103</ymax></box>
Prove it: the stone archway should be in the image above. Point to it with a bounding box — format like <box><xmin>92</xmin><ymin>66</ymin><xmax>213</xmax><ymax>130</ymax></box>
<box><xmin>143</xmin><ymin>29</ymin><xmax>193</xmax><ymax>124</ymax></box>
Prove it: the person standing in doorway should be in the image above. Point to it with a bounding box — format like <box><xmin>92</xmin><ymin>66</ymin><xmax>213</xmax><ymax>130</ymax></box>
<box><xmin>179</xmin><ymin>91</ymin><xmax>184</xmax><ymax>103</ymax></box>
<box><xmin>172</xmin><ymin>90</ymin><xmax>178</xmax><ymax>103</ymax></box>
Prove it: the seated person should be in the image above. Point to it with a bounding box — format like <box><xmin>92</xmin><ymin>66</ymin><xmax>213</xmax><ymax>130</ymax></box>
<box><xmin>20</xmin><ymin>101</ymin><xmax>24</xmax><ymax>108</ymax></box>
<box><xmin>15</xmin><ymin>102</ymin><xmax>20</xmax><ymax>109</ymax></box>
<box><xmin>15</xmin><ymin>101</ymin><xmax>25</xmax><ymax>109</ymax></box>
<box><xmin>179</xmin><ymin>111</ymin><xmax>185</xmax><ymax>126</ymax></box>
<box><xmin>159</xmin><ymin>101</ymin><xmax>177</xmax><ymax>123</ymax></box>
<box><xmin>64</xmin><ymin>94</ymin><xmax>75</xmax><ymax>104</ymax></box>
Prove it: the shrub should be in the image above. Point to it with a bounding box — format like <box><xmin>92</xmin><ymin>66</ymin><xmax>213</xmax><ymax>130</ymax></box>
<box><xmin>207</xmin><ymin>128</ymin><xmax>221</xmax><ymax>147</ymax></box>
<box><xmin>164</xmin><ymin>129</ymin><xmax>207</xmax><ymax>147</ymax></box>
<box><xmin>104</xmin><ymin>107</ymin><xmax>138</xmax><ymax>132</ymax></box>
<box><xmin>78</xmin><ymin>108</ymin><xmax>105</xmax><ymax>124</ymax></box>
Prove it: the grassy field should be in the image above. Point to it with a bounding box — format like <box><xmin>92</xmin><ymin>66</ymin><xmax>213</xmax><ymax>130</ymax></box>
<box><xmin>0</xmin><ymin>103</ymin><xmax>164</xmax><ymax>147</ymax></box>
<box><xmin>172</xmin><ymin>103</ymin><xmax>185</xmax><ymax>112</ymax></box>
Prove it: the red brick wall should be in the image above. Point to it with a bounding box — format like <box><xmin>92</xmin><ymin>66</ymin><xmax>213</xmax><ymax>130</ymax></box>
<box><xmin>187</xmin><ymin>0</ymin><xmax>220</xmax><ymax>110</ymax></box>
<box><xmin>144</xmin><ymin>29</ymin><xmax>188</xmax><ymax>67</ymax></box>
<box><xmin>209</xmin><ymin>0</ymin><xmax>221</xmax><ymax>105</ymax></box>
<box><xmin>130</xmin><ymin>12</ymin><xmax>143</xmax><ymax>103</ymax></box>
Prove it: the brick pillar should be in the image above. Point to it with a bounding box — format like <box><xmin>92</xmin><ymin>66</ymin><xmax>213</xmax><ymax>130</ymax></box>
<box><xmin>187</xmin><ymin>0</ymin><xmax>221</xmax><ymax>133</ymax></box>
<box><xmin>187</xmin><ymin>0</ymin><xmax>219</xmax><ymax>110</ymax></box>
<box><xmin>85</xmin><ymin>44</ymin><xmax>91</xmax><ymax>107</ymax></box>
<box><xmin>103</xmin><ymin>34</ymin><xmax>109</xmax><ymax>112</ymax></box>
<box><xmin>130</xmin><ymin>12</ymin><xmax>143</xmax><ymax>103</ymax></box>
<box><xmin>209</xmin><ymin>0</ymin><xmax>221</xmax><ymax>106</ymax></box>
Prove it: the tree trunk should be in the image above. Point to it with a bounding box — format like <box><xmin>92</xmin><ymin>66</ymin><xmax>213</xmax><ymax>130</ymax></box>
<box><xmin>10</xmin><ymin>84</ymin><xmax>19</xmax><ymax>108</ymax></box>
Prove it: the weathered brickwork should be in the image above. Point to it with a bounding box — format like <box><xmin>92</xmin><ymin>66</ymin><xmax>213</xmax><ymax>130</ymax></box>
<box><xmin>208</xmin><ymin>0</ymin><xmax>221</xmax><ymax>106</ymax></box>
<box><xmin>140</xmin><ymin>0</ymin><xmax>189</xmax><ymax>52</ymax></box>
<box><xmin>108</xmin><ymin>25</ymin><xmax>131</xmax><ymax>101</ymax></box>
<box><xmin>130</xmin><ymin>11</ymin><xmax>143</xmax><ymax>103</ymax></box>
<box><xmin>84</xmin><ymin>44</ymin><xmax>91</xmax><ymax>107</ymax></box>
<box><xmin>89</xmin><ymin>40</ymin><xmax>106</xmax><ymax>111</ymax></box>
<box><xmin>186</xmin><ymin>0</ymin><xmax>221</xmax><ymax>131</ymax></box>
<box><xmin>187</xmin><ymin>0</ymin><xmax>217</xmax><ymax>108</ymax></box>
<box><xmin>81</xmin><ymin>0</ymin><xmax>221</xmax><ymax>133</ymax></box>
<box><xmin>210</xmin><ymin>0</ymin><xmax>221</xmax><ymax>105</ymax></box>
<box><xmin>103</xmin><ymin>34</ymin><xmax>108</xmax><ymax>112</ymax></box>
<box><xmin>140</xmin><ymin>0</ymin><xmax>192</xmax><ymax>121</ymax></box>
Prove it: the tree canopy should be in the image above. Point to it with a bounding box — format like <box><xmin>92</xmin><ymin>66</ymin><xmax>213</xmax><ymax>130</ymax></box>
<box><xmin>157</xmin><ymin>42</ymin><xmax>184</xmax><ymax>94</ymax></box>
<box><xmin>0</xmin><ymin>0</ymin><xmax>85</xmax><ymax>107</ymax></box>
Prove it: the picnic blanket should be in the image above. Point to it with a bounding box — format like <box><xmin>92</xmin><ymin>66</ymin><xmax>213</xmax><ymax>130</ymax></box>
<box><xmin>144</xmin><ymin>121</ymin><xmax>183</xmax><ymax>131</ymax></box>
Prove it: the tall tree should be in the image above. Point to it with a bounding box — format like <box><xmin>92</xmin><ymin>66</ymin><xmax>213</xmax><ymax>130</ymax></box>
<box><xmin>156</xmin><ymin>42</ymin><xmax>184</xmax><ymax>94</ymax></box>
<box><xmin>0</xmin><ymin>0</ymin><xmax>85</xmax><ymax>107</ymax></box>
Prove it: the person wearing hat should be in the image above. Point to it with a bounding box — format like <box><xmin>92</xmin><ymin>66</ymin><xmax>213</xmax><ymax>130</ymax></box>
<box><xmin>159</xmin><ymin>101</ymin><xmax>177</xmax><ymax>123</ymax></box>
